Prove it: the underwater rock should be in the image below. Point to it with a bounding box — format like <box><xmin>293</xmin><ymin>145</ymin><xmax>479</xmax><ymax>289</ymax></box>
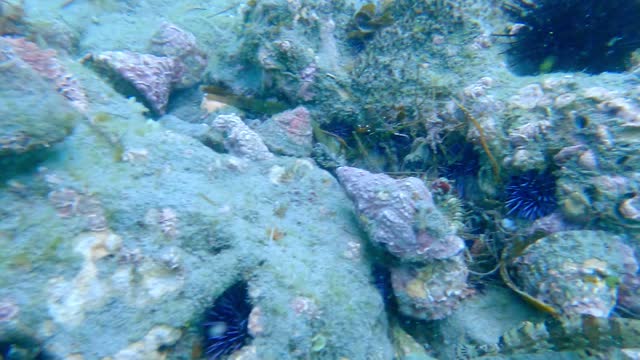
<box><xmin>149</xmin><ymin>22</ymin><xmax>207</xmax><ymax>89</ymax></box>
<box><xmin>111</xmin><ymin>325</ymin><xmax>181</xmax><ymax>360</ymax></box>
<box><xmin>391</xmin><ymin>324</ymin><xmax>438</xmax><ymax>360</ymax></box>
<box><xmin>211</xmin><ymin>114</ymin><xmax>274</xmax><ymax>161</ymax></box>
<box><xmin>619</xmin><ymin>194</ymin><xmax>640</xmax><ymax>222</ymax></box>
<box><xmin>311</xmin><ymin>143</ymin><xmax>345</xmax><ymax>171</ymax></box>
<box><xmin>2</xmin><ymin>37</ymin><xmax>87</xmax><ymax>112</ymax></box>
<box><xmin>89</xmin><ymin>51</ymin><xmax>180</xmax><ymax>115</ymax></box>
<box><xmin>47</xmin><ymin>231</ymin><xmax>123</xmax><ymax>326</ymax></box>
<box><xmin>509</xmin><ymin>230</ymin><xmax>638</xmax><ymax>317</ymax></box>
<box><xmin>434</xmin><ymin>286</ymin><xmax>545</xmax><ymax>359</ymax></box>
<box><xmin>158</xmin><ymin>114</ymin><xmax>221</xmax><ymax>149</ymax></box>
<box><xmin>619</xmin><ymin>273</ymin><xmax>640</xmax><ymax>316</ymax></box>
<box><xmin>336</xmin><ymin>166</ymin><xmax>464</xmax><ymax>262</ymax></box>
<box><xmin>497</xmin><ymin>315</ymin><xmax>640</xmax><ymax>356</ymax></box>
<box><xmin>390</xmin><ymin>255</ymin><xmax>469</xmax><ymax>320</ymax></box>
<box><xmin>0</xmin><ymin>0</ymin><xmax>24</xmax><ymax>36</ymax></box>
<box><xmin>0</xmin><ymin>37</ymin><xmax>80</xmax><ymax>157</ymax></box>
<box><xmin>256</xmin><ymin>106</ymin><xmax>313</xmax><ymax>157</ymax></box>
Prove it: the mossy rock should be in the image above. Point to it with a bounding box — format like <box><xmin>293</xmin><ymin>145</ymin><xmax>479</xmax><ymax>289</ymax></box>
<box><xmin>0</xmin><ymin>55</ymin><xmax>79</xmax><ymax>157</ymax></box>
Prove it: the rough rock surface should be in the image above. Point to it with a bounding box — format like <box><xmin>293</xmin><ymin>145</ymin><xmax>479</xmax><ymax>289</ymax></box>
<box><xmin>148</xmin><ymin>22</ymin><xmax>207</xmax><ymax>89</ymax></box>
<box><xmin>2</xmin><ymin>37</ymin><xmax>87</xmax><ymax>112</ymax></box>
<box><xmin>336</xmin><ymin>166</ymin><xmax>464</xmax><ymax>262</ymax></box>
<box><xmin>256</xmin><ymin>106</ymin><xmax>313</xmax><ymax>157</ymax></box>
<box><xmin>211</xmin><ymin>113</ymin><xmax>274</xmax><ymax>161</ymax></box>
<box><xmin>90</xmin><ymin>51</ymin><xmax>179</xmax><ymax>115</ymax></box>
<box><xmin>0</xmin><ymin>63</ymin><xmax>393</xmax><ymax>359</ymax></box>
<box><xmin>433</xmin><ymin>286</ymin><xmax>546</xmax><ymax>360</ymax></box>
<box><xmin>0</xmin><ymin>37</ymin><xmax>80</xmax><ymax>157</ymax></box>
<box><xmin>510</xmin><ymin>230</ymin><xmax>638</xmax><ymax>317</ymax></box>
<box><xmin>390</xmin><ymin>255</ymin><xmax>469</xmax><ymax>320</ymax></box>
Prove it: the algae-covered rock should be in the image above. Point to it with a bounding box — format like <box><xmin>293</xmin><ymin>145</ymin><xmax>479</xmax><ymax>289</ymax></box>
<box><xmin>433</xmin><ymin>286</ymin><xmax>545</xmax><ymax>360</ymax></box>
<box><xmin>148</xmin><ymin>22</ymin><xmax>207</xmax><ymax>89</ymax></box>
<box><xmin>391</xmin><ymin>256</ymin><xmax>469</xmax><ymax>320</ymax></box>
<box><xmin>336</xmin><ymin>166</ymin><xmax>465</xmax><ymax>262</ymax></box>
<box><xmin>256</xmin><ymin>106</ymin><xmax>313</xmax><ymax>157</ymax></box>
<box><xmin>0</xmin><ymin>63</ymin><xmax>393</xmax><ymax>359</ymax></box>
<box><xmin>211</xmin><ymin>113</ymin><xmax>274</xmax><ymax>161</ymax></box>
<box><xmin>509</xmin><ymin>230</ymin><xmax>638</xmax><ymax>317</ymax></box>
<box><xmin>0</xmin><ymin>39</ymin><xmax>79</xmax><ymax>157</ymax></box>
<box><xmin>391</xmin><ymin>323</ymin><xmax>438</xmax><ymax>360</ymax></box>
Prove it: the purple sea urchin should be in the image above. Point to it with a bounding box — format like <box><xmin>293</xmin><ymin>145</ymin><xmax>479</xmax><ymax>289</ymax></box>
<box><xmin>203</xmin><ymin>282</ymin><xmax>252</xmax><ymax>359</ymax></box>
<box><xmin>503</xmin><ymin>0</ymin><xmax>640</xmax><ymax>75</ymax></box>
<box><xmin>505</xmin><ymin>170</ymin><xmax>557</xmax><ymax>220</ymax></box>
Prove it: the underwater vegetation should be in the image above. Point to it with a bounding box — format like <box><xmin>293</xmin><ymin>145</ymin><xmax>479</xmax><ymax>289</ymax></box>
<box><xmin>502</xmin><ymin>0</ymin><xmax>640</xmax><ymax>75</ymax></box>
<box><xmin>202</xmin><ymin>282</ymin><xmax>252</xmax><ymax>359</ymax></box>
<box><xmin>505</xmin><ymin>170</ymin><xmax>557</xmax><ymax>220</ymax></box>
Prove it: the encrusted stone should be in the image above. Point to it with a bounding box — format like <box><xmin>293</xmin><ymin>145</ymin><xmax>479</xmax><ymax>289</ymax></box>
<box><xmin>91</xmin><ymin>51</ymin><xmax>179</xmax><ymax>115</ymax></box>
<box><xmin>111</xmin><ymin>325</ymin><xmax>181</xmax><ymax>360</ymax></box>
<box><xmin>2</xmin><ymin>36</ymin><xmax>87</xmax><ymax>112</ymax></box>
<box><xmin>509</xmin><ymin>230</ymin><xmax>637</xmax><ymax>317</ymax></box>
<box><xmin>256</xmin><ymin>106</ymin><xmax>313</xmax><ymax>157</ymax></box>
<box><xmin>211</xmin><ymin>114</ymin><xmax>274</xmax><ymax>161</ymax></box>
<box><xmin>391</xmin><ymin>255</ymin><xmax>469</xmax><ymax>320</ymax></box>
<box><xmin>620</xmin><ymin>195</ymin><xmax>640</xmax><ymax>221</ymax></box>
<box><xmin>509</xmin><ymin>84</ymin><xmax>546</xmax><ymax>109</ymax></box>
<box><xmin>336</xmin><ymin>166</ymin><xmax>464</xmax><ymax>262</ymax></box>
<box><xmin>149</xmin><ymin>22</ymin><xmax>206</xmax><ymax>89</ymax></box>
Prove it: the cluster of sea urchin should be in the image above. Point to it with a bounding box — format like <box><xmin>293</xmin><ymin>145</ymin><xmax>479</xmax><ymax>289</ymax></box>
<box><xmin>203</xmin><ymin>282</ymin><xmax>252</xmax><ymax>359</ymax></box>
<box><xmin>502</xmin><ymin>0</ymin><xmax>640</xmax><ymax>75</ymax></box>
<box><xmin>505</xmin><ymin>170</ymin><xmax>557</xmax><ymax>220</ymax></box>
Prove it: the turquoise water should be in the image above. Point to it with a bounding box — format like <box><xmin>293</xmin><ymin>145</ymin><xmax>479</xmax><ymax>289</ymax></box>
<box><xmin>1</xmin><ymin>0</ymin><xmax>639</xmax><ymax>359</ymax></box>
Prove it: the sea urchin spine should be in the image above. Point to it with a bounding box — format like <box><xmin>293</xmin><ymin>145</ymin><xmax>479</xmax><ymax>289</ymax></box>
<box><xmin>503</xmin><ymin>0</ymin><xmax>640</xmax><ymax>75</ymax></box>
<box><xmin>203</xmin><ymin>282</ymin><xmax>252</xmax><ymax>359</ymax></box>
<box><xmin>505</xmin><ymin>170</ymin><xmax>557</xmax><ymax>220</ymax></box>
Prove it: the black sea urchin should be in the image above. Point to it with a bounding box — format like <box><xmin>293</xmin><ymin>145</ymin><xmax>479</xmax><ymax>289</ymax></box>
<box><xmin>505</xmin><ymin>170</ymin><xmax>557</xmax><ymax>220</ymax></box>
<box><xmin>203</xmin><ymin>282</ymin><xmax>252</xmax><ymax>359</ymax></box>
<box><xmin>503</xmin><ymin>0</ymin><xmax>640</xmax><ymax>75</ymax></box>
<box><xmin>439</xmin><ymin>142</ymin><xmax>480</xmax><ymax>199</ymax></box>
<box><xmin>372</xmin><ymin>264</ymin><xmax>396</xmax><ymax>309</ymax></box>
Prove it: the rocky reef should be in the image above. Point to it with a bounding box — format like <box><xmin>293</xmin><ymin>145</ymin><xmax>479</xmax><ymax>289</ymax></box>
<box><xmin>1</xmin><ymin>0</ymin><xmax>640</xmax><ymax>359</ymax></box>
<box><xmin>0</xmin><ymin>60</ymin><xmax>392</xmax><ymax>358</ymax></box>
